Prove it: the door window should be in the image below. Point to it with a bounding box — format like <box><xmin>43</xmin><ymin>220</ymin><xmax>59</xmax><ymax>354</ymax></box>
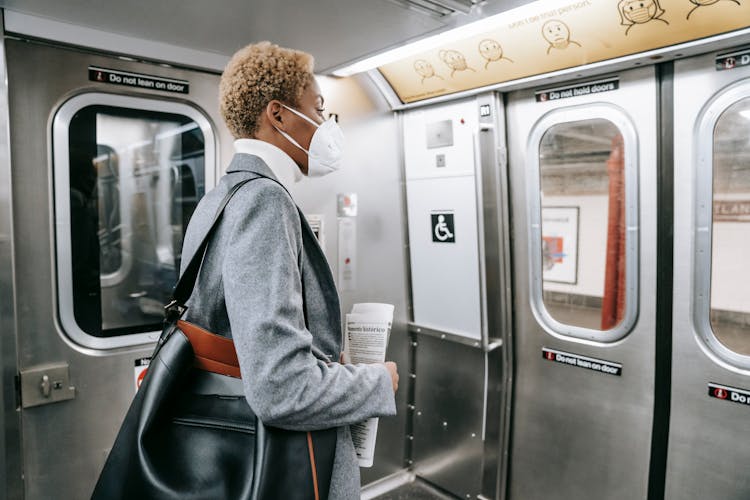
<box><xmin>528</xmin><ymin>105</ymin><xmax>638</xmax><ymax>341</ymax></box>
<box><xmin>54</xmin><ymin>94</ymin><xmax>215</xmax><ymax>348</ymax></box>
<box><xmin>708</xmin><ymin>97</ymin><xmax>750</xmax><ymax>356</ymax></box>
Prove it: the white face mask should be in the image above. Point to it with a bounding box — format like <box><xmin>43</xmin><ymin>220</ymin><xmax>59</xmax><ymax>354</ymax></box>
<box><xmin>274</xmin><ymin>104</ymin><xmax>344</xmax><ymax>177</ymax></box>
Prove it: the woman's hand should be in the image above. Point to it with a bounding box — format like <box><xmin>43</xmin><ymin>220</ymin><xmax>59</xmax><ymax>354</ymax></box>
<box><xmin>383</xmin><ymin>362</ymin><xmax>399</xmax><ymax>393</ymax></box>
<box><xmin>339</xmin><ymin>352</ymin><xmax>398</xmax><ymax>392</ymax></box>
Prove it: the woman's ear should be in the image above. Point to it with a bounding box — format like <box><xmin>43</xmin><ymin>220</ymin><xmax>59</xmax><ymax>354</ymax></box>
<box><xmin>266</xmin><ymin>100</ymin><xmax>285</xmax><ymax>130</ymax></box>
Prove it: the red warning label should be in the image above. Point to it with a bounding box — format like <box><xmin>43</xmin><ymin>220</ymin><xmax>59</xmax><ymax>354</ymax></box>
<box><xmin>134</xmin><ymin>357</ymin><xmax>150</xmax><ymax>392</ymax></box>
<box><xmin>708</xmin><ymin>383</ymin><xmax>750</xmax><ymax>407</ymax></box>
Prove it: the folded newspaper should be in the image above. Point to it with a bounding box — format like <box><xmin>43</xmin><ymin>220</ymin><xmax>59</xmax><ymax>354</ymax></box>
<box><xmin>344</xmin><ymin>303</ymin><xmax>394</xmax><ymax>468</ymax></box>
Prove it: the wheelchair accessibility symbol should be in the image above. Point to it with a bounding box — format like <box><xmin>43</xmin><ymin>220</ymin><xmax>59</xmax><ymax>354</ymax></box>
<box><xmin>431</xmin><ymin>212</ymin><xmax>455</xmax><ymax>243</ymax></box>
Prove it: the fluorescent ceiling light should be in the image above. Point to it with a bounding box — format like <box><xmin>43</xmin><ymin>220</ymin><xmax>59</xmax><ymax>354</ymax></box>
<box><xmin>332</xmin><ymin>3</ymin><xmax>536</xmax><ymax>77</ymax></box>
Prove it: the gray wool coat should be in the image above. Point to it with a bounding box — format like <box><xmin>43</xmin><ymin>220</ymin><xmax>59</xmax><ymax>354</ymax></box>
<box><xmin>179</xmin><ymin>153</ymin><xmax>396</xmax><ymax>499</ymax></box>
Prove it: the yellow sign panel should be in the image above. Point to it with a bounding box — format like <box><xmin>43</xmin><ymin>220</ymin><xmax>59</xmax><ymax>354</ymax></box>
<box><xmin>378</xmin><ymin>0</ymin><xmax>750</xmax><ymax>103</ymax></box>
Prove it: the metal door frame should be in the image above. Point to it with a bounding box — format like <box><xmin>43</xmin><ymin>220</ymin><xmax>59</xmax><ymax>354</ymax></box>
<box><xmin>0</xmin><ymin>14</ymin><xmax>23</xmax><ymax>500</ymax></box>
<box><xmin>476</xmin><ymin>92</ymin><xmax>513</xmax><ymax>500</ymax></box>
<box><xmin>52</xmin><ymin>91</ymin><xmax>217</xmax><ymax>350</ymax></box>
<box><xmin>691</xmin><ymin>79</ymin><xmax>750</xmax><ymax>371</ymax></box>
<box><xmin>525</xmin><ymin>103</ymin><xmax>640</xmax><ymax>343</ymax></box>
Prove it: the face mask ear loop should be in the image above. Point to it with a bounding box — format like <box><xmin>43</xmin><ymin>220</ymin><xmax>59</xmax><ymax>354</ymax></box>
<box><xmin>282</xmin><ymin>104</ymin><xmax>321</xmax><ymax>128</ymax></box>
<box><xmin>273</xmin><ymin>104</ymin><xmax>320</xmax><ymax>154</ymax></box>
<box><xmin>274</xmin><ymin>126</ymin><xmax>309</xmax><ymax>154</ymax></box>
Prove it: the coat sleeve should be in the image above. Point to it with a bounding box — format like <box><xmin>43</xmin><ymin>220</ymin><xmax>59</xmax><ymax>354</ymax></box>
<box><xmin>222</xmin><ymin>181</ymin><xmax>396</xmax><ymax>431</ymax></box>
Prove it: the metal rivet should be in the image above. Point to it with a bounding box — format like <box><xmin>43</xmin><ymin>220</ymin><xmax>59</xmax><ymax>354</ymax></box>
<box><xmin>417</xmin><ymin>411</ymin><xmax>422</xmax><ymax>416</ymax></box>
<box><xmin>442</xmin><ymin>421</ymin><xmax>448</xmax><ymax>428</ymax></box>
<box><xmin>471</xmin><ymin>433</ymin><xmax>476</xmax><ymax>438</ymax></box>
<box><xmin>410</xmin><ymin>373</ymin><xmax>417</xmax><ymax>379</ymax></box>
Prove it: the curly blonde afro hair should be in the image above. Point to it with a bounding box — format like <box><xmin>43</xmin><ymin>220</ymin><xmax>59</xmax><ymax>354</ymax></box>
<box><xmin>219</xmin><ymin>41</ymin><xmax>315</xmax><ymax>138</ymax></box>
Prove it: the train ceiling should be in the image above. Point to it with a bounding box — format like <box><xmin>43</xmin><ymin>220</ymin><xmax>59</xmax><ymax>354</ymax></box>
<box><xmin>0</xmin><ymin>0</ymin><xmax>522</xmax><ymax>73</ymax></box>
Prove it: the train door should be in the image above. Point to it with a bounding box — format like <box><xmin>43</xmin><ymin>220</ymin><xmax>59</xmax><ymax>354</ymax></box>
<box><xmin>666</xmin><ymin>49</ymin><xmax>750</xmax><ymax>499</ymax></box>
<box><xmin>4</xmin><ymin>38</ymin><xmax>226</xmax><ymax>499</ymax></box>
<box><xmin>506</xmin><ymin>67</ymin><xmax>658</xmax><ymax>499</ymax></box>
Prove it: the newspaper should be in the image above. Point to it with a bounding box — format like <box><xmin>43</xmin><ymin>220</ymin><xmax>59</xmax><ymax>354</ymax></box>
<box><xmin>344</xmin><ymin>303</ymin><xmax>394</xmax><ymax>467</ymax></box>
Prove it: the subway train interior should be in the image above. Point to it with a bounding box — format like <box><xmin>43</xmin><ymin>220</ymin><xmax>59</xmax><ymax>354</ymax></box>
<box><xmin>0</xmin><ymin>0</ymin><xmax>748</xmax><ymax>499</ymax></box>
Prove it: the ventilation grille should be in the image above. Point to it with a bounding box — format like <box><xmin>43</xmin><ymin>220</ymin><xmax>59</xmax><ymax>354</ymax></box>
<box><xmin>388</xmin><ymin>0</ymin><xmax>479</xmax><ymax>17</ymax></box>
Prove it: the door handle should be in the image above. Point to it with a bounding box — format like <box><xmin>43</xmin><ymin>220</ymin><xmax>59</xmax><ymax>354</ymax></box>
<box><xmin>40</xmin><ymin>375</ymin><xmax>51</xmax><ymax>398</ymax></box>
<box><xmin>20</xmin><ymin>364</ymin><xmax>75</xmax><ymax>408</ymax></box>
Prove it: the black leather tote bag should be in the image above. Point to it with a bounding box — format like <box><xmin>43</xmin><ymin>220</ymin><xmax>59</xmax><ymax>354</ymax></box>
<box><xmin>92</xmin><ymin>177</ymin><xmax>337</xmax><ymax>500</ymax></box>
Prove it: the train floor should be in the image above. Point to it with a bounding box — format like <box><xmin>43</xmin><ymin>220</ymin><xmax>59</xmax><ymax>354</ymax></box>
<box><xmin>371</xmin><ymin>478</ymin><xmax>459</xmax><ymax>500</ymax></box>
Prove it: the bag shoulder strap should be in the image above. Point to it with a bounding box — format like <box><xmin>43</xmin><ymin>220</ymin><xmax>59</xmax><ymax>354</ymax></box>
<box><xmin>170</xmin><ymin>177</ymin><xmax>259</xmax><ymax>306</ymax></box>
<box><xmin>169</xmin><ymin>170</ymin><xmax>298</xmax><ymax>310</ymax></box>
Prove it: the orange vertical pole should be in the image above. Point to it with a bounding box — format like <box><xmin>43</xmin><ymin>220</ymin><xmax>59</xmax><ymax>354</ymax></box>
<box><xmin>601</xmin><ymin>134</ymin><xmax>625</xmax><ymax>330</ymax></box>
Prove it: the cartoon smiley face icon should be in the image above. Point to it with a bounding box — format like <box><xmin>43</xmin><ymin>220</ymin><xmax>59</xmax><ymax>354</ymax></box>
<box><xmin>541</xmin><ymin>20</ymin><xmax>582</xmax><ymax>54</ymax></box>
<box><xmin>413</xmin><ymin>59</ymin><xmax>444</xmax><ymax>84</ymax></box>
<box><xmin>478</xmin><ymin>39</ymin><xmax>513</xmax><ymax>69</ymax></box>
<box><xmin>618</xmin><ymin>0</ymin><xmax>669</xmax><ymax>34</ymax></box>
<box><xmin>438</xmin><ymin>49</ymin><xmax>476</xmax><ymax>77</ymax></box>
<box><xmin>686</xmin><ymin>0</ymin><xmax>740</xmax><ymax>20</ymax></box>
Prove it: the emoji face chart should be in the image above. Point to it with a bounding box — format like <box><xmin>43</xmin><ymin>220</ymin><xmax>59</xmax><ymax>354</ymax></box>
<box><xmin>478</xmin><ymin>39</ymin><xmax>514</xmax><ymax>68</ymax></box>
<box><xmin>376</xmin><ymin>0</ymin><xmax>750</xmax><ymax>103</ymax></box>
<box><xmin>686</xmin><ymin>0</ymin><xmax>741</xmax><ymax>19</ymax></box>
<box><xmin>413</xmin><ymin>59</ymin><xmax>444</xmax><ymax>84</ymax></box>
<box><xmin>542</xmin><ymin>20</ymin><xmax>581</xmax><ymax>53</ymax></box>
<box><xmin>618</xmin><ymin>0</ymin><xmax>669</xmax><ymax>35</ymax></box>
<box><xmin>439</xmin><ymin>50</ymin><xmax>476</xmax><ymax>77</ymax></box>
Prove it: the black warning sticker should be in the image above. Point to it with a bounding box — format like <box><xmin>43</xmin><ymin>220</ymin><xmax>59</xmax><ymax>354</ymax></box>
<box><xmin>542</xmin><ymin>347</ymin><xmax>622</xmax><ymax>376</ymax></box>
<box><xmin>536</xmin><ymin>77</ymin><xmax>619</xmax><ymax>102</ymax></box>
<box><xmin>89</xmin><ymin>66</ymin><xmax>189</xmax><ymax>94</ymax></box>
<box><xmin>708</xmin><ymin>383</ymin><xmax>750</xmax><ymax>407</ymax></box>
<box><xmin>715</xmin><ymin>49</ymin><xmax>750</xmax><ymax>71</ymax></box>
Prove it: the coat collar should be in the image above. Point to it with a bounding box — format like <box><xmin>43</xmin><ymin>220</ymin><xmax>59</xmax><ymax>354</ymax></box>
<box><xmin>225</xmin><ymin>153</ymin><xmax>280</xmax><ymax>182</ymax></box>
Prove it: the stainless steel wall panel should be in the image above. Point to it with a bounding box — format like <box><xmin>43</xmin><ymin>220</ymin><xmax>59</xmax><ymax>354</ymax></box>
<box><xmin>412</xmin><ymin>334</ymin><xmax>486</xmax><ymax>499</ymax></box>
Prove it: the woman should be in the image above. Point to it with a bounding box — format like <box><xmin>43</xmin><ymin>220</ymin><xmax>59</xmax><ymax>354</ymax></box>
<box><xmin>179</xmin><ymin>41</ymin><xmax>399</xmax><ymax>499</ymax></box>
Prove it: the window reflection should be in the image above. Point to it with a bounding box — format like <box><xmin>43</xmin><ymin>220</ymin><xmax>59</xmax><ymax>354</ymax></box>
<box><xmin>69</xmin><ymin>106</ymin><xmax>205</xmax><ymax>337</ymax></box>
<box><xmin>539</xmin><ymin>119</ymin><xmax>627</xmax><ymax>331</ymax></box>
<box><xmin>95</xmin><ymin>145</ymin><xmax>122</xmax><ymax>277</ymax></box>
<box><xmin>710</xmin><ymin>97</ymin><xmax>750</xmax><ymax>355</ymax></box>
